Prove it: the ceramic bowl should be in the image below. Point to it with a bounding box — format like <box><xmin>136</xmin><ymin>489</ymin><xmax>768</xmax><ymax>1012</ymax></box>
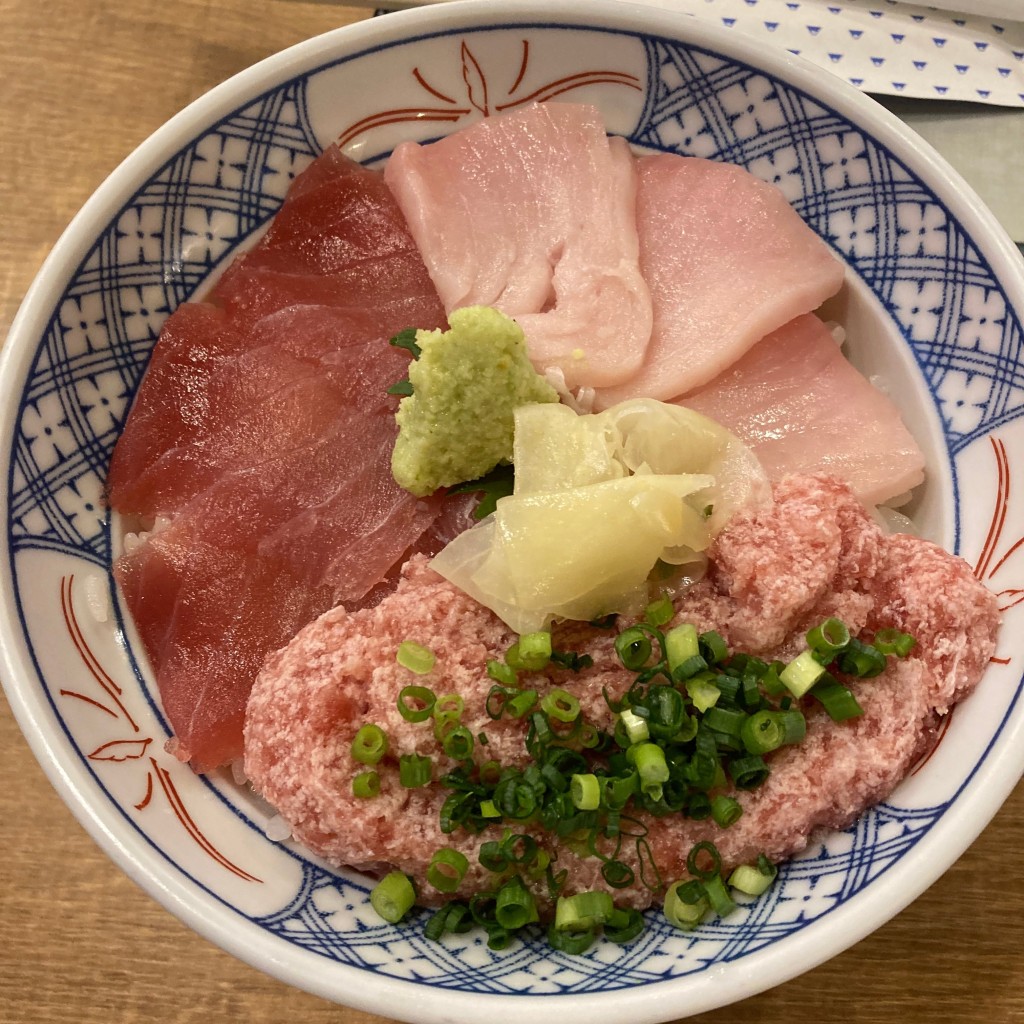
<box><xmin>2</xmin><ymin>2</ymin><xmax>1023</xmax><ymax>1022</ymax></box>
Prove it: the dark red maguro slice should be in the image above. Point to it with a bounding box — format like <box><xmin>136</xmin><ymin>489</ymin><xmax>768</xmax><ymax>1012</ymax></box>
<box><xmin>108</xmin><ymin>147</ymin><xmax>448</xmax><ymax>771</ymax></box>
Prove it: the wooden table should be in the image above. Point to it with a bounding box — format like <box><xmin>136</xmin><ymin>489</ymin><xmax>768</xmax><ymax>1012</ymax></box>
<box><xmin>2</xmin><ymin>2</ymin><xmax>1022</xmax><ymax>1022</ymax></box>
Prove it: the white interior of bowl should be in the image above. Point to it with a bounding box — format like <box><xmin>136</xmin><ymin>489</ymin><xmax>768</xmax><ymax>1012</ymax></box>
<box><xmin>3</xmin><ymin>3</ymin><xmax>1024</xmax><ymax>1023</ymax></box>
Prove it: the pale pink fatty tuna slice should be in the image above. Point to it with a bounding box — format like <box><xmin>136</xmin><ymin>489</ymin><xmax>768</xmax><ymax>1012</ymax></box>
<box><xmin>108</xmin><ymin>146</ymin><xmax>448</xmax><ymax>771</ymax></box>
<box><xmin>679</xmin><ymin>314</ymin><xmax>926</xmax><ymax>506</ymax></box>
<box><xmin>384</xmin><ymin>102</ymin><xmax>652</xmax><ymax>390</ymax></box>
<box><xmin>593</xmin><ymin>154</ymin><xmax>846</xmax><ymax>407</ymax></box>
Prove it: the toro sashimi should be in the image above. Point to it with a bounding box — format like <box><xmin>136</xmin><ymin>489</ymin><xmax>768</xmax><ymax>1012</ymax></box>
<box><xmin>679</xmin><ymin>314</ymin><xmax>926</xmax><ymax>506</ymax></box>
<box><xmin>593</xmin><ymin>153</ymin><xmax>846</xmax><ymax>406</ymax></box>
<box><xmin>108</xmin><ymin>147</ymin><xmax>448</xmax><ymax>771</ymax></box>
<box><xmin>384</xmin><ymin>102</ymin><xmax>653</xmax><ymax>390</ymax></box>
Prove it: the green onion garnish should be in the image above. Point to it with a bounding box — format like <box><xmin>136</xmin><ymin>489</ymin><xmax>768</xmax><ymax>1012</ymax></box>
<box><xmin>811</xmin><ymin>677</ymin><xmax>864</xmax><ymax>721</ymax></box>
<box><xmin>396</xmin><ymin>640</ymin><xmax>436</xmax><ymax>675</ymax></box>
<box><xmin>370</xmin><ymin>871</ymin><xmax>416</xmax><ymax>924</ymax></box>
<box><xmin>570</xmin><ymin>773</ymin><xmax>601</xmax><ymax>811</ymax></box>
<box><xmin>615</xmin><ymin>626</ymin><xmax>654</xmax><ymax>671</ymax></box>
<box><xmin>427</xmin><ymin>847</ymin><xmax>469</xmax><ymax>893</ymax></box>
<box><xmin>486</xmin><ymin>659</ymin><xmax>518</xmax><ymax>687</ymax></box>
<box><xmin>351</xmin><ymin>724</ymin><xmax>388</xmax><ymax>765</ymax></box>
<box><xmin>728</xmin><ymin>854</ymin><xmax>778</xmax><ymax>896</ymax></box>
<box><xmin>397</xmin><ymin>684</ymin><xmax>436</xmax><ymax>722</ymax></box>
<box><xmin>398</xmin><ymin>752</ymin><xmax>432</xmax><ymax>788</ymax></box>
<box><xmin>517</xmin><ymin>631</ymin><xmax>553</xmax><ymax>671</ymax></box>
<box><xmin>806</xmin><ymin>617</ymin><xmax>851</xmax><ymax>660</ymax></box>
<box><xmin>541</xmin><ymin>688</ymin><xmax>580</xmax><ymax>722</ymax></box>
<box><xmin>352</xmin><ymin>770</ymin><xmax>380</xmax><ymax>799</ymax></box>
<box><xmin>710</xmin><ymin>794</ymin><xmax>742</xmax><ymax>828</ymax></box>
<box><xmin>872</xmin><ymin>628</ymin><xmax>916</xmax><ymax>657</ymax></box>
<box><xmin>664</xmin><ymin>879</ymin><xmax>708</xmax><ymax>931</ymax></box>
<box><xmin>740</xmin><ymin>708</ymin><xmax>806</xmax><ymax>755</ymax></box>
<box><xmin>554</xmin><ymin>890</ymin><xmax>614</xmax><ymax>932</ymax></box>
<box><xmin>495</xmin><ymin>876</ymin><xmax>537</xmax><ymax>930</ymax></box>
<box><xmin>780</xmin><ymin>649</ymin><xmax>827</xmax><ymax>696</ymax></box>
<box><xmin>644</xmin><ymin>595</ymin><xmax>675</xmax><ymax>627</ymax></box>
<box><xmin>837</xmin><ymin>637</ymin><xmax>887</xmax><ymax>678</ymax></box>
<box><xmin>442</xmin><ymin>725</ymin><xmax>475</xmax><ymax>760</ymax></box>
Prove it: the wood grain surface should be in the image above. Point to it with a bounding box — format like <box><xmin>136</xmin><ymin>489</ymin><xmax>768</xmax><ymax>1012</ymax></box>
<box><xmin>2</xmin><ymin>2</ymin><xmax>1022</xmax><ymax>1022</ymax></box>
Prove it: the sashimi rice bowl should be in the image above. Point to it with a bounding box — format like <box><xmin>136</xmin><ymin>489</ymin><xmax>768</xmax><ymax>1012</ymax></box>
<box><xmin>3</xmin><ymin>2</ymin><xmax>1024</xmax><ymax>1021</ymax></box>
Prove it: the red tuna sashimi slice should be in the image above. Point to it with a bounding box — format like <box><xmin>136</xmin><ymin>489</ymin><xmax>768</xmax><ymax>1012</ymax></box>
<box><xmin>678</xmin><ymin>314</ymin><xmax>925</xmax><ymax>505</ymax></box>
<box><xmin>109</xmin><ymin>306</ymin><xmax>416</xmax><ymax>515</ymax></box>
<box><xmin>223</xmin><ymin>145</ymin><xmax>426</xmax><ymax>276</ymax></box>
<box><xmin>108</xmin><ymin>146</ymin><xmax>449</xmax><ymax>770</ymax></box>
<box><xmin>384</xmin><ymin>102</ymin><xmax>652</xmax><ymax>390</ymax></box>
<box><xmin>593</xmin><ymin>154</ymin><xmax>845</xmax><ymax>407</ymax></box>
<box><xmin>116</xmin><ymin>367</ymin><xmax>440</xmax><ymax>772</ymax></box>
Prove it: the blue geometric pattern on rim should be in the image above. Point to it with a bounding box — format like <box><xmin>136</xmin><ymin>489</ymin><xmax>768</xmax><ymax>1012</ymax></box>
<box><xmin>5</xmin><ymin>22</ymin><xmax>1021</xmax><ymax>994</ymax></box>
<box><xmin>253</xmin><ymin>801</ymin><xmax>940</xmax><ymax>987</ymax></box>
<box><xmin>634</xmin><ymin>37</ymin><xmax>1024</xmax><ymax>457</ymax></box>
<box><xmin>8</xmin><ymin>81</ymin><xmax>319</xmax><ymax>566</ymax></box>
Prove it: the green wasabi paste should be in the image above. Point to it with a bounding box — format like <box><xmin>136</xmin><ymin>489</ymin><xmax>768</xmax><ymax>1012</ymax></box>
<box><xmin>391</xmin><ymin>306</ymin><xmax>559</xmax><ymax>497</ymax></box>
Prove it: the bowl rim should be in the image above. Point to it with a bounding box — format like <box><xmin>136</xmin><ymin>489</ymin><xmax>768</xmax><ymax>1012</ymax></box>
<box><xmin>2</xmin><ymin>2</ymin><xmax>1023</xmax><ymax>1021</ymax></box>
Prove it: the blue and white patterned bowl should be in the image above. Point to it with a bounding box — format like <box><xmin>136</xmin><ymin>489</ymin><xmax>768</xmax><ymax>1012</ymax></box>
<box><xmin>2</xmin><ymin>2</ymin><xmax>1023</xmax><ymax>1021</ymax></box>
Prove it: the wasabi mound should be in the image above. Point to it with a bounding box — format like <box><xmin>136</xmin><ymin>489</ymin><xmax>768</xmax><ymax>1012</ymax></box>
<box><xmin>391</xmin><ymin>306</ymin><xmax>558</xmax><ymax>497</ymax></box>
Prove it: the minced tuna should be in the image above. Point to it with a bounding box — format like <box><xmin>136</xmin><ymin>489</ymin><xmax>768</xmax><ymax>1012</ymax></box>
<box><xmin>243</xmin><ymin>474</ymin><xmax>1000</xmax><ymax>912</ymax></box>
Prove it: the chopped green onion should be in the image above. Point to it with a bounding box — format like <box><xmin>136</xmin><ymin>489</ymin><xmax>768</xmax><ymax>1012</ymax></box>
<box><xmin>507</xmin><ymin>689</ymin><xmax>539</xmax><ymax>718</ymax></box>
<box><xmin>352</xmin><ymin>770</ymin><xmax>380</xmax><ymax>799</ymax></box>
<box><xmin>811</xmin><ymin>677</ymin><xmax>864</xmax><ymax>721</ymax></box>
<box><xmin>478</xmin><ymin>798</ymin><xmax>500</xmax><ymax>819</ymax></box>
<box><xmin>547</xmin><ymin>924</ymin><xmax>597</xmax><ymax>954</ymax></box>
<box><xmin>805</xmin><ymin>618</ymin><xmax>851</xmax><ymax>660</ymax></box>
<box><xmin>698</xmin><ymin>630</ymin><xmax>729</xmax><ymax>665</ymax></box>
<box><xmin>370</xmin><ymin>871</ymin><xmax>416</xmax><ymax>923</ymax></box>
<box><xmin>703</xmin><ymin>705</ymin><xmax>748</xmax><ymax>739</ymax></box>
<box><xmin>427</xmin><ymin>847</ymin><xmax>469</xmax><ymax>893</ymax></box>
<box><xmin>397</xmin><ymin>684</ymin><xmax>436</xmax><ymax>722</ymax></box>
<box><xmin>837</xmin><ymin>638</ymin><xmax>887</xmax><ymax>678</ymax></box>
<box><xmin>619</xmin><ymin>707</ymin><xmax>650</xmax><ymax>744</ymax></box>
<box><xmin>399</xmin><ymin>752</ymin><xmax>432</xmax><ymax>788</ymax></box>
<box><xmin>703</xmin><ymin>873</ymin><xmax>737</xmax><ymax>918</ymax></box>
<box><xmin>486</xmin><ymin>659</ymin><xmax>518</xmax><ymax>687</ymax></box>
<box><xmin>728</xmin><ymin>754</ymin><xmax>770</xmax><ymax>790</ymax></box>
<box><xmin>604</xmin><ymin>906</ymin><xmax>645</xmax><ymax>944</ymax></box>
<box><xmin>615</xmin><ymin>626</ymin><xmax>654</xmax><ymax>671</ymax></box>
<box><xmin>664</xmin><ymin>879</ymin><xmax>708</xmax><ymax>931</ymax></box>
<box><xmin>665</xmin><ymin>622</ymin><xmax>699</xmax><ymax>672</ymax></box>
<box><xmin>570</xmin><ymin>773</ymin><xmax>601</xmax><ymax>811</ymax></box>
<box><xmin>554</xmin><ymin>890</ymin><xmax>614</xmax><ymax>932</ymax></box>
<box><xmin>740</xmin><ymin>709</ymin><xmax>806</xmax><ymax>755</ymax></box>
<box><xmin>479</xmin><ymin>841</ymin><xmax>507</xmax><ymax>872</ymax></box>
<box><xmin>517</xmin><ymin>631</ymin><xmax>553</xmax><ymax>671</ymax></box>
<box><xmin>780</xmin><ymin>649</ymin><xmax>827</xmax><ymax>696</ymax></box>
<box><xmin>442</xmin><ymin>725</ymin><xmax>475</xmax><ymax>760</ymax></box>
<box><xmin>645</xmin><ymin>595</ymin><xmax>675</xmax><ymax>627</ymax></box>
<box><xmin>630</xmin><ymin>742</ymin><xmax>670</xmax><ymax>798</ymax></box>
<box><xmin>501</xmin><ymin>833</ymin><xmax>539</xmax><ymax>866</ymax></box>
<box><xmin>495</xmin><ymin>876</ymin><xmax>537</xmax><ymax>929</ymax></box>
<box><xmin>872</xmin><ymin>628</ymin><xmax>916</xmax><ymax>657</ymax></box>
<box><xmin>710</xmin><ymin>794</ymin><xmax>743</xmax><ymax>828</ymax></box>
<box><xmin>671</xmin><ymin>654</ymin><xmax>709</xmax><ymax>681</ymax></box>
<box><xmin>433</xmin><ymin>693</ymin><xmax>464</xmax><ymax>719</ymax></box>
<box><xmin>601</xmin><ymin>859</ymin><xmax>635</xmax><ymax>888</ymax></box>
<box><xmin>686</xmin><ymin>840</ymin><xmax>722</xmax><ymax>880</ymax></box>
<box><xmin>685</xmin><ymin>675</ymin><xmax>721</xmax><ymax>712</ymax></box>
<box><xmin>728</xmin><ymin>854</ymin><xmax>778</xmax><ymax>896</ymax></box>
<box><xmin>541</xmin><ymin>688</ymin><xmax>580</xmax><ymax>722</ymax></box>
<box><xmin>351</xmin><ymin>724</ymin><xmax>388</xmax><ymax>765</ymax></box>
<box><xmin>396</xmin><ymin>640</ymin><xmax>435</xmax><ymax>675</ymax></box>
